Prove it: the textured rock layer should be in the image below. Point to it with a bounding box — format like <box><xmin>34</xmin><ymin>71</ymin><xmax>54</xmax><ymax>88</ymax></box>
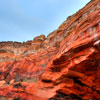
<box><xmin>0</xmin><ymin>0</ymin><xmax>100</xmax><ymax>100</ymax></box>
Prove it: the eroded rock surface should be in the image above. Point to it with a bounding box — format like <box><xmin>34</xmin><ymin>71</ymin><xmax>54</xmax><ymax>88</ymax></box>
<box><xmin>0</xmin><ymin>0</ymin><xmax>100</xmax><ymax>100</ymax></box>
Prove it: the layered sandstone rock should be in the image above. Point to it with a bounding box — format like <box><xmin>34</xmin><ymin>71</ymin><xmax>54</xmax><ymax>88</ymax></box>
<box><xmin>0</xmin><ymin>0</ymin><xmax>100</xmax><ymax>100</ymax></box>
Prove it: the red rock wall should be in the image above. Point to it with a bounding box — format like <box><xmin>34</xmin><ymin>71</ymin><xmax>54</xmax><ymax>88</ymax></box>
<box><xmin>0</xmin><ymin>0</ymin><xmax>100</xmax><ymax>100</ymax></box>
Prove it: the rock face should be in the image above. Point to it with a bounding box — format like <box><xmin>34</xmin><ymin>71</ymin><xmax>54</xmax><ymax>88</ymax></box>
<box><xmin>0</xmin><ymin>0</ymin><xmax>100</xmax><ymax>100</ymax></box>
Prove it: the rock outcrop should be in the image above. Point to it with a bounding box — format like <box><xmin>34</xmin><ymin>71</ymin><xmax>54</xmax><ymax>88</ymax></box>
<box><xmin>0</xmin><ymin>0</ymin><xmax>100</xmax><ymax>100</ymax></box>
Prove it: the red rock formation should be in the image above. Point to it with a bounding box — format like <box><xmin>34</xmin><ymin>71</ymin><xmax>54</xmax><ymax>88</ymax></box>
<box><xmin>0</xmin><ymin>0</ymin><xmax>100</xmax><ymax>100</ymax></box>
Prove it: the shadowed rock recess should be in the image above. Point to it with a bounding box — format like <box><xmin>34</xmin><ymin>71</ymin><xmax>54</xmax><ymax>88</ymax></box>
<box><xmin>0</xmin><ymin>0</ymin><xmax>100</xmax><ymax>100</ymax></box>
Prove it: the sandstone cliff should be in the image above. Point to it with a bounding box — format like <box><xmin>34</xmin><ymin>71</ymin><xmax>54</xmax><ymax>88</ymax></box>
<box><xmin>0</xmin><ymin>0</ymin><xmax>100</xmax><ymax>100</ymax></box>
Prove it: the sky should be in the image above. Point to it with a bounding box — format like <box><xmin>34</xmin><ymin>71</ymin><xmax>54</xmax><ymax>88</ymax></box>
<box><xmin>0</xmin><ymin>0</ymin><xmax>90</xmax><ymax>42</ymax></box>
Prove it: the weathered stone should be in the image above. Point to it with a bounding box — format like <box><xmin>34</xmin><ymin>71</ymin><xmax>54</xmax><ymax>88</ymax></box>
<box><xmin>0</xmin><ymin>80</ymin><xmax>6</xmax><ymax>87</ymax></box>
<box><xmin>9</xmin><ymin>79</ymin><xmax>15</xmax><ymax>85</ymax></box>
<box><xmin>0</xmin><ymin>0</ymin><xmax>100</xmax><ymax>100</ymax></box>
<box><xmin>34</xmin><ymin>35</ymin><xmax>46</xmax><ymax>41</ymax></box>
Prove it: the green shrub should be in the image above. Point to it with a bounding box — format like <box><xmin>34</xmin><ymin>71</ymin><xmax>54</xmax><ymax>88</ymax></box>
<box><xmin>13</xmin><ymin>98</ymin><xmax>20</xmax><ymax>100</ymax></box>
<box><xmin>6</xmin><ymin>81</ymin><xmax>9</xmax><ymax>84</ymax></box>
